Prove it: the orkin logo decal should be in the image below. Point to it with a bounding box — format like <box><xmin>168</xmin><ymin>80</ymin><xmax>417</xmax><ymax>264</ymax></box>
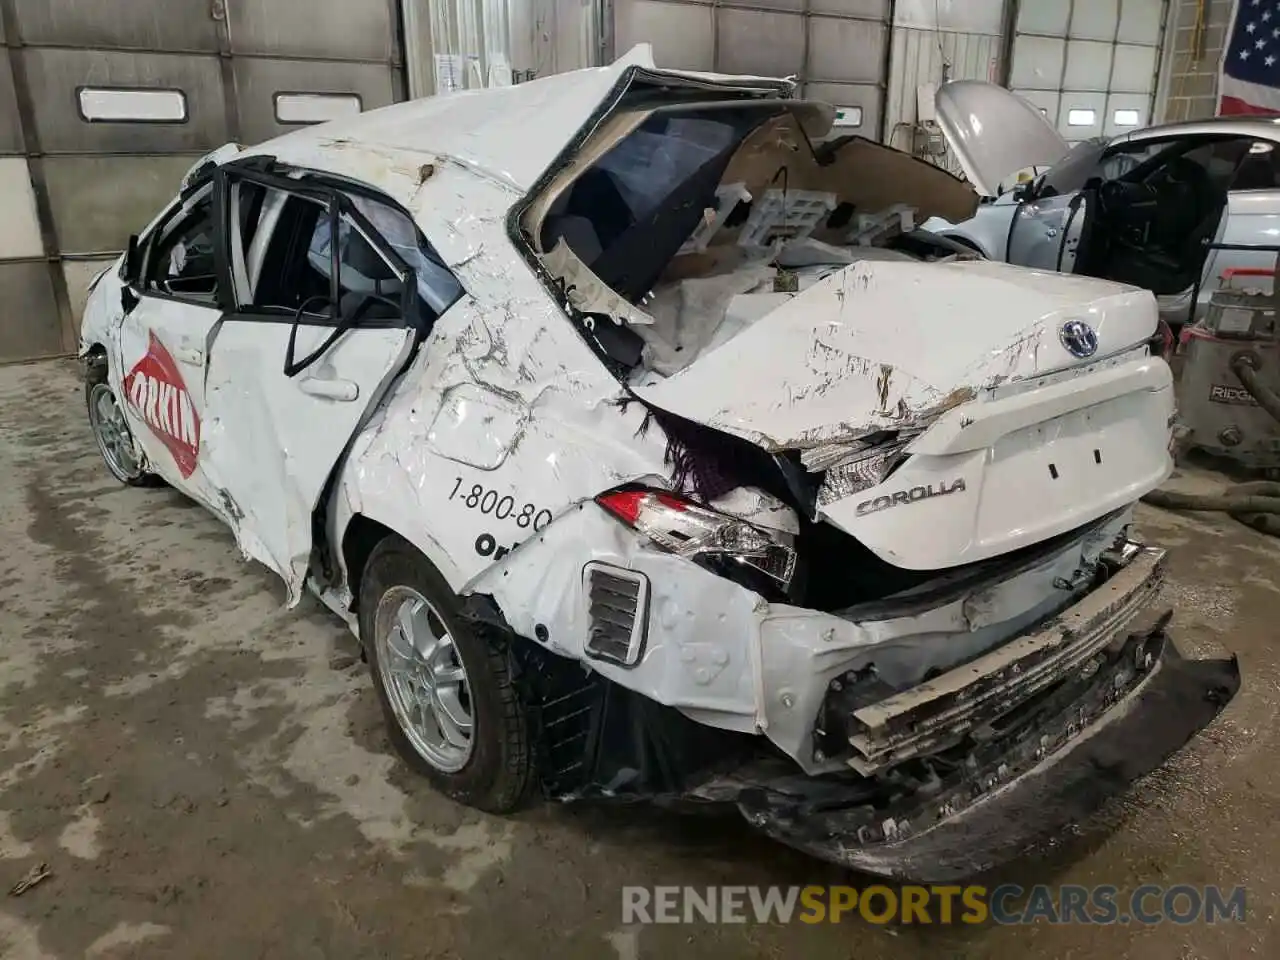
<box><xmin>856</xmin><ymin>478</ymin><xmax>966</xmax><ymax>517</ymax></box>
<box><xmin>123</xmin><ymin>332</ymin><xmax>200</xmax><ymax>478</ymax></box>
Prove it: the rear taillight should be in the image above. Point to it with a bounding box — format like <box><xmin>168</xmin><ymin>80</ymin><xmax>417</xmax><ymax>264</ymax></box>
<box><xmin>595</xmin><ymin>488</ymin><xmax>797</xmax><ymax>595</ymax></box>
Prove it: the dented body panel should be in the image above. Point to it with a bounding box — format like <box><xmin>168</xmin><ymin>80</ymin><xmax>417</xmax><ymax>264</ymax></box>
<box><xmin>76</xmin><ymin>49</ymin><xmax>1237</xmax><ymax>881</ymax></box>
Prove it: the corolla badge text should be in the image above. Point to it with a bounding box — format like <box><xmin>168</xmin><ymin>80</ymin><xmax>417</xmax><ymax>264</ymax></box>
<box><xmin>1059</xmin><ymin>319</ymin><xmax>1099</xmax><ymax>358</ymax></box>
<box><xmin>855</xmin><ymin>478</ymin><xmax>967</xmax><ymax>517</ymax></box>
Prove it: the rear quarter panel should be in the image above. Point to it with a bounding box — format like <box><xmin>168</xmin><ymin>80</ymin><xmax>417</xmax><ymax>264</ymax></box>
<box><xmin>331</xmin><ymin>166</ymin><xmax>670</xmax><ymax>597</ymax></box>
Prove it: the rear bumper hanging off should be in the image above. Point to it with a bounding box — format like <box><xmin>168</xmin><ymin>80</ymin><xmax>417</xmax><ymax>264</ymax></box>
<box><xmin>728</xmin><ymin>627</ymin><xmax>1239</xmax><ymax>881</ymax></box>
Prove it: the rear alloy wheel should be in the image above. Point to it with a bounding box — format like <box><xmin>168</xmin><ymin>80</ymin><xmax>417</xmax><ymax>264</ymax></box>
<box><xmin>360</xmin><ymin>535</ymin><xmax>533</xmax><ymax>812</ymax></box>
<box><xmin>86</xmin><ymin>379</ymin><xmax>157</xmax><ymax>487</ymax></box>
<box><xmin>375</xmin><ymin>585</ymin><xmax>476</xmax><ymax>773</ymax></box>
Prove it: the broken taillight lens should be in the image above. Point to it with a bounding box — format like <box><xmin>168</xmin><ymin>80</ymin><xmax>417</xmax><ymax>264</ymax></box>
<box><xmin>596</xmin><ymin>488</ymin><xmax>798</xmax><ymax>596</ymax></box>
<box><xmin>810</xmin><ymin>433</ymin><xmax>915</xmax><ymax>506</ymax></box>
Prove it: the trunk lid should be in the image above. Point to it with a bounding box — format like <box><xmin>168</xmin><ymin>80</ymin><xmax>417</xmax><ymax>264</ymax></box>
<box><xmin>633</xmin><ymin>258</ymin><xmax>1171</xmax><ymax>572</ymax></box>
<box><xmin>632</xmin><ymin>257</ymin><xmax>1158</xmax><ymax>453</ymax></box>
<box><xmin>934</xmin><ymin>80</ymin><xmax>1071</xmax><ymax>197</ymax></box>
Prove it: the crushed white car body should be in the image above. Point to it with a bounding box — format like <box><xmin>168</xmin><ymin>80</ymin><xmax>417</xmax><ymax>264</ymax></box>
<box><xmin>79</xmin><ymin>45</ymin><xmax>1239</xmax><ymax>881</ymax></box>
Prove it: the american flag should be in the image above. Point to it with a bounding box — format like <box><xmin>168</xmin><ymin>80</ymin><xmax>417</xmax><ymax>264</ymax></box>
<box><xmin>1220</xmin><ymin>0</ymin><xmax>1280</xmax><ymax>114</ymax></box>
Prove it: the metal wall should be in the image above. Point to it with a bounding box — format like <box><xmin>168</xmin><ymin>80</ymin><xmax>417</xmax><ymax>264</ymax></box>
<box><xmin>403</xmin><ymin>0</ymin><xmax>599</xmax><ymax>98</ymax></box>
<box><xmin>0</xmin><ymin>0</ymin><xmax>403</xmax><ymax>363</ymax></box>
<box><xmin>1009</xmin><ymin>0</ymin><xmax>1167</xmax><ymax>144</ymax></box>
<box><xmin>883</xmin><ymin>0</ymin><xmax>1008</xmax><ymax>168</ymax></box>
<box><xmin>608</xmin><ymin>0</ymin><xmax>891</xmax><ymax>139</ymax></box>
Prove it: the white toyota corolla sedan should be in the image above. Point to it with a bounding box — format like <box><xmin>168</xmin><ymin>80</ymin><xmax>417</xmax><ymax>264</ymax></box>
<box><xmin>78</xmin><ymin>46</ymin><xmax>1239</xmax><ymax>881</ymax></box>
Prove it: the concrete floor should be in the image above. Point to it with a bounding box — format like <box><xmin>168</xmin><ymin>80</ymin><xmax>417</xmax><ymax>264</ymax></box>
<box><xmin>0</xmin><ymin>358</ymin><xmax>1276</xmax><ymax>959</ymax></box>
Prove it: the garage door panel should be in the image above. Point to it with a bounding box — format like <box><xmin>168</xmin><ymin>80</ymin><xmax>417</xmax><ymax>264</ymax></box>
<box><xmin>43</xmin><ymin>154</ymin><xmax>199</xmax><ymax>253</ymax></box>
<box><xmin>63</xmin><ymin>257</ymin><xmax>120</xmax><ymax>327</ymax></box>
<box><xmin>227</xmin><ymin>0</ymin><xmax>395</xmax><ymax>61</ymax></box>
<box><xmin>809</xmin><ymin>17</ymin><xmax>886</xmax><ymax>84</ymax></box>
<box><xmin>0</xmin><ymin>157</ymin><xmax>43</xmax><ymax>259</ymax></box>
<box><xmin>615</xmin><ymin>1</ymin><xmax>714</xmax><ymax>71</ymax></box>
<box><xmin>895</xmin><ymin>0</ymin><xmax>1000</xmax><ymax>34</ymax></box>
<box><xmin>1069</xmin><ymin>0</ymin><xmax>1119</xmax><ymax>41</ymax></box>
<box><xmin>803</xmin><ymin>82</ymin><xmax>881</xmax><ymax>137</ymax></box>
<box><xmin>1103</xmin><ymin>92</ymin><xmax>1150</xmax><ymax>136</ymax></box>
<box><xmin>11</xmin><ymin>0</ymin><xmax>220</xmax><ymax>51</ymax></box>
<box><xmin>1010</xmin><ymin>36</ymin><xmax>1065</xmax><ymax>89</ymax></box>
<box><xmin>1014</xmin><ymin>88</ymin><xmax>1061</xmax><ymax>122</ymax></box>
<box><xmin>1017</xmin><ymin>0</ymin><xmax>1070</xmax><ymax>36</ymax></box>
<box><xmin>233</xmin><ymin>58</ymin><xmax>394</xmax><ymax>145</ymax></box>
<box><xmin>810</xmin><ymin>0</ymin><xmax>889</xmax><ymax>17</ymax></box>
<box><xmin>1063</xmin><ymin>40</ymin><xmax>1114</xmax><ymax>91</ymax></box>
<box><xmin>733</xmin><ymin>0</ymin><xmax>806</xmax><ymax>12</ymax></box>
<box><xmin>1110</xmin><ymin>43</ymin><xmax>1159</xmax><ymax>93</ymax></box>
<box><xmin>1118</xmin><ymin>0</ymin><xmax>1164</xmax><ymax>45</ymax></box>
<box><xmin>22</xmin><ymin>49</ymin><xmax>226</xmax><ymax>153</ymax></box>
<box><xmin>0</xmin><ymin>261</ymin><xmax>63</xmax><ymax>362</ymax></box>
<box><xmin>0</xmin><ymin>50</ymin><xmax>24</xmax><ymax>154</ymax></box>
<box><xmin>716</xmin><ymin>10</ymin><xmax>804</xmax><ymax>78</ymax></box>
<box><xmin>1058</xmin><ymin>91</ymin><xmax>1107</xmax><ymax>140</ymax></box>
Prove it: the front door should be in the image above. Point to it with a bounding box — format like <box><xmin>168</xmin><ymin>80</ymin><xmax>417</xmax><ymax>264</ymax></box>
<box><xmin>114</xmin><ymin>181</ymin><xmax>226</xmax><ymax>508</ymax></box>
<box><xmin>1006</xmin><ymin>190</ymin><xmax>1092</xmax><ymax>273</ymax></box>
<box><xmin>198</xmin><ymin>168</ymin><xmax>427</xmax><ymax>601</ymax></box>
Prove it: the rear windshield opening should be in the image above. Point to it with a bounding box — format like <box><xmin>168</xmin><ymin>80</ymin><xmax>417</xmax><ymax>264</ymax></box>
<box><xmin>526</xmin><ymin>99</ymin><xmax>979</xmax><ymax>382</ymax></box>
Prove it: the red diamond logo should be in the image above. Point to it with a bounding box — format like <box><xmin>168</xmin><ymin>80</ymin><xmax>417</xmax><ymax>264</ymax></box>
<box><xmin>122</xmin><ymin>332</ymin><xmax>201</xmax><ymax>478</ymax></box>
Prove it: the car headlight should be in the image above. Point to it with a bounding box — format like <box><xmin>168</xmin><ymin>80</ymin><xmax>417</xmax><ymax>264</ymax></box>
<box><xmin>595</xmin><ymin>487</ymin><xmax>797</xmax><ymax>597</ymax></box>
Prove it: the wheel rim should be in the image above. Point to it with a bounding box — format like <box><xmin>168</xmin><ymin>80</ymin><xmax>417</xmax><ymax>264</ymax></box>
<box><xmin>373</xmin><ymin>586</ymin><xmax>475</xmax><ymax>773</ymax></box>
<box><xmin>88</xmin><ymin>382</ymin><xmax>143</xmax><ymax>483</ymax></box>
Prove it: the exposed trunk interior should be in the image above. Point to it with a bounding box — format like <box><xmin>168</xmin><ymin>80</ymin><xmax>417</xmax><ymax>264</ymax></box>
<box><xmin>519</xmin><ymin>98</ymin><xmax>981</xmax><ymax>382</ymax></box>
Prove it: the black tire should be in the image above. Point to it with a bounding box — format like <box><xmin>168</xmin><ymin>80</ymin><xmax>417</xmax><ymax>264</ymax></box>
<box><xmin>359</xmin><ymin>535</ymin><xmax>534</xmax><ymax>813</ymax></box>
<box><xmin>84</xmin><ymin>356</ymin><xmax>164</xmax><ymax>488</ymax></box>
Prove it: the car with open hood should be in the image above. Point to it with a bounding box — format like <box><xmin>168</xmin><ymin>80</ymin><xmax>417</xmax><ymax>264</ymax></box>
<box><xmin>78</xmin><ymin>46</ymin><xmax>1239</xmax><ymax>881</ymax></box>
<box><xmin>925</xmin><ymin>80</ymin><xmax>1280</xmax><ymax>331</ymax></box>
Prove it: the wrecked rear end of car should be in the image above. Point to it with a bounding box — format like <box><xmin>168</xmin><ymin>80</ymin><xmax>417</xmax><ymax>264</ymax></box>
<box><xmin>474</xmin><ymin>66</ymin><xmax>1241</xmax><ymax>880</ymax></box>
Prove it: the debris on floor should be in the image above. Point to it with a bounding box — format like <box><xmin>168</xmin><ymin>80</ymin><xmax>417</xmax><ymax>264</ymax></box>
<box><xmin>8</xmin><ymin>863</ymin><xmax>51</xmax><ymax>898</ymax></box>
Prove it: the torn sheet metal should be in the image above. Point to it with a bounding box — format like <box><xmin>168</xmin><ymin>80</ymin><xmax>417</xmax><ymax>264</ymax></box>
<box><xmin>730</xmin><ymin>633</ymin><xmax>1239</xmax><ymax>881</ymax></box>
<box><xmin>332</xmin><ymin>171</ymin><xmax>671</xmax><ymax>596</ymax></box>
<box><xmin>633</xmin><ymin>258</ymin><xmax>1159</xmax><ymax>453</ymax></box>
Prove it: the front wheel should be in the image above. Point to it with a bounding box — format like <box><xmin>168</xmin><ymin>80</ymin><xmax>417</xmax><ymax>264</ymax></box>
<box><xmin>85</xmin><ymin>364</ymin><xmax>160</xmax><ymax>487</ymax></box>
<box><xmin>360</xmin><ymin>535</ymin><xmax>534</xmax><ymax>813</ymax></box>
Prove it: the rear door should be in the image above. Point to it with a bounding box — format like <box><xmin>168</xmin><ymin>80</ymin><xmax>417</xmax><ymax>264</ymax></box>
<box><xmin>114</xmin><ymin>181</ymin><xmax>226</xmax><ymax>507</ymax></box>
<box><xmin>199</xmin><ymin>165</ymin><xmax>458</xmax><ymax>600</ymax></box>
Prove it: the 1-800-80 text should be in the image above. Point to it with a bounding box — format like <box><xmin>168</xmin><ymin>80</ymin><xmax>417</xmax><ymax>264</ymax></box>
<box><xmin>448</xmin><ymin>477</ymin><xmax>552</xmax><ymax>532</ymax></box>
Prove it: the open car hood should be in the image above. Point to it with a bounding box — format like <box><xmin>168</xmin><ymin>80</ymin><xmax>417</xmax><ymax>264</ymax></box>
<box><xmin>934</xmin><ymin>81</ymin><xmax>1071</xmax><ymax>197</ymax></box>
<box><xmin>632</xmin><ymin>257</ymin><xmax>1157</xmax><ymax>453</ymax></box>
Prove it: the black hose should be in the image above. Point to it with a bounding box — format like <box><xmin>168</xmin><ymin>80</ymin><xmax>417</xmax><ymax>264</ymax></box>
<box><xmin>1141</xmin><ymin>482</ymin><xmax>1280</xmax><ymax>536</ymax></box>
<box><xmin>1232</xmin><ymin>354</ymin><xmax>1280</xmax><ymax>423</ymax></box>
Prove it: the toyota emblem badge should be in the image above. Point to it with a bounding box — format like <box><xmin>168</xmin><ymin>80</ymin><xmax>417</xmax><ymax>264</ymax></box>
<box><xmin>1059</xmin><ymin>319</ymin><xmax>1098</xmax><ymax>359</ymax></box>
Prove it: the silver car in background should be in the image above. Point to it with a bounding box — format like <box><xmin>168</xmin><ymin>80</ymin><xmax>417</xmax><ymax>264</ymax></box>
<box><xmin>923</xmin><ymin>83</ymin><xmax>1280</xmax><ymax>330</ymax></box>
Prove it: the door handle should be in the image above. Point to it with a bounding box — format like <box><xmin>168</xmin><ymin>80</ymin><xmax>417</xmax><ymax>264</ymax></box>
<box><xmin>298</xmin><ymin>377</ymin><xmax>359</xmax><ymax>402</ymax></box>
<box><xmin>174</xmin><ymin>346</ymin><xmax>204</xmax><ymax>365</ymax></box>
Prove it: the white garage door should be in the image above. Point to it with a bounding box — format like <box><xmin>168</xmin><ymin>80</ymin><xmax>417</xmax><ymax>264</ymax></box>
<box><xmin>1009</xmin><ymin>0</ymin><xmax>1167</xmax><ymax>144</ymax></box>
<box><xmin>611</xmin><ymin>0</ymin><xmax>890</xmax><ymax>139</ymax></box>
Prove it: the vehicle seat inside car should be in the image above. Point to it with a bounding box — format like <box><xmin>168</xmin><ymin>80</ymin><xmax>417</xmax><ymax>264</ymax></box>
<box><xmin>1093</xmin><ymin>156</ymin><xmax>1228</xmax><ymax>295</ymax></box>
<box><xmin>338</xmin><ymin>232</ymin><xmax>403</xmax><ymax>321</ymax></box>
